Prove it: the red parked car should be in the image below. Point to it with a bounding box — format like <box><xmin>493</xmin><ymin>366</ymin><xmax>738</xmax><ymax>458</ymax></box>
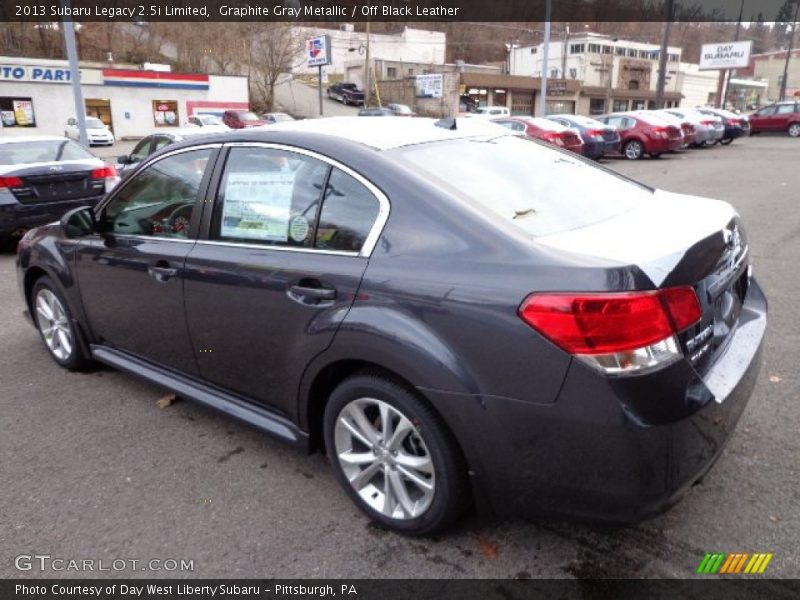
<box><xmin>596</xmin><ymin>113</ymin><xmax>683</xmax><ymax>159</ymax></box>
<box><xmin>748</xmin><ymin>102</ymin><xmax>800</xmax><ymax>137</ymax></box>
<box><xmin>492</xmin><ymin>117</ymin><xmax>584</xmax><ymax>154</ymax></box>
<box><xmin>222</xmin><ymin>110</ymin><xmax>265</xmax><ymax>129</ymax></box>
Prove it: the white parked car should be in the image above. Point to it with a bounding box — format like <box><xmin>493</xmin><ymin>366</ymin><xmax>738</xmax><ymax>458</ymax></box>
<box><xmin>64</xmin><ymin>117</ymin><xmax>115</xmax><ymax>146</ymax></box>
<box><xmin>469</xmin><ymin>106</ymin><xmax>511</xmax><ymax>118</ymax></box>
<box><xmin>186</xmin><ymin>114</ymin><xmax>230</xmax><ymax>132</ymax></box>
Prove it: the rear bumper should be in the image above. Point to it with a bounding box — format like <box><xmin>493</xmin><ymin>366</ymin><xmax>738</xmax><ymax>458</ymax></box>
<box><xmin>426</xmin><ymin>278</ymin><xmax>767</xmax><ymax>523</ymax></box>
<box><xmin>0</xmin><ymin>195</ymin><xmax>103</xmax><ymax>238</ymax></box>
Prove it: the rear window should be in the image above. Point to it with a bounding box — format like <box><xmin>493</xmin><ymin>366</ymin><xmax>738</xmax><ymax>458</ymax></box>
<box><xmin>0</xmin><ymin>140</ymin><xmax>94</xmax><ymax>165</ymax></box>
<box><xmin>236</xmin><ymin>112</ymin><xmax>260</xmax><ymax>121</ymax></box>
<box><xmin>389</xmin><ymin>135</ymin><xmax>653</xmax><ymax>238</ymax></box>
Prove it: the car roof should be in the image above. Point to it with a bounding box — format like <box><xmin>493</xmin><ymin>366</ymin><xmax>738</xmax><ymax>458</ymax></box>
<box><xmin>260</xmin><ymin>116</ymin><xmax>513</xmax><ymax>150</ymax></box>
<box><xmin>0</xmin><ymin>135</ymin><xmax>72</xmax><ymax>144</ymax></box>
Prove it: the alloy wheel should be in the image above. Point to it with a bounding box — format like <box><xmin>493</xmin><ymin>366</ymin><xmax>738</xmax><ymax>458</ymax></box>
<box><xmin>625</xmin><ymin>141</ymin><xmax>643</xmax><ymax>160</ymax></box>
<box><xmin>35</xmin><ymin>289</ymin><xmax>73</xmax><ymax>361</ymax></box>
<box><xmin>334</xmin><ymin>397</ymin><xmax>435</xmax><ymax>520</ymax></box>
<box><xmin>788</xmin><ymin>123</ymin><xmax>800</xmax><ymax>138</ymax></box>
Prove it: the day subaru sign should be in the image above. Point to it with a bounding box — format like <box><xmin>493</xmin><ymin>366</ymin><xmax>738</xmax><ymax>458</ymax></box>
<box><xmin>306</xmin><ymin>35</ymin><xmax>332</xmax><ymax>68</ymax></box>
<box><xmin>699</xmin><ymin>41</ymin><xmax>752</xmax><ymax>70</ymax></box>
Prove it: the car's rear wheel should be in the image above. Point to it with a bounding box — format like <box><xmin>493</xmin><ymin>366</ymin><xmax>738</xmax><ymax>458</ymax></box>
<box><xmin>324</xmin><ymin>373</ymin><xmax>469</xmax><ymax>535</ymax></box>
<box><xmin>31</xmin><ymin>276</ymin><xmax>88</xmax><ymax>371</ymax></box>
<box><xmin>720</xmin><ymin>138</ymin><xmax>734</xmax><ymax>145</ymax></box>
<box><xmin>788</xmin><ymin>123</ymin><xmax>800</xmax><ymax>138</ymax></box>
<box><xmin>624</xmin><ymin>140</ymin><xmax>644</xmax><ymax>160</ymax></box>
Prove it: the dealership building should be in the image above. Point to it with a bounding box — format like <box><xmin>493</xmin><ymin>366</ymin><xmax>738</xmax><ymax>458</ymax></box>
<box><xmin>0</xmin><ymin>56</ymin><xmax>249</xmax><ymax>139</ymax></box>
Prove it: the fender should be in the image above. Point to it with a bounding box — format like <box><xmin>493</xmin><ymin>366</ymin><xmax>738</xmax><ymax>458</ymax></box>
<box><xmin>296</xmin><ymin>304</ymin><xmax>482</xmax><ymax>432</ymax></box>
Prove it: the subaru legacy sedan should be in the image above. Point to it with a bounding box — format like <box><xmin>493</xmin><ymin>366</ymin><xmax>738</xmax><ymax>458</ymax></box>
<box><xmin>16</xmin><ymin>118</ymin><xmax>766</xmax><ymax>535</ymax></box>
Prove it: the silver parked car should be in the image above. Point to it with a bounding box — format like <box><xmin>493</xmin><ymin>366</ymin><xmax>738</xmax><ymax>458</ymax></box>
<box><xmin>661</xmin><ymin>108</ymin><xmax>724</xmax><ymax>146</ymax></box>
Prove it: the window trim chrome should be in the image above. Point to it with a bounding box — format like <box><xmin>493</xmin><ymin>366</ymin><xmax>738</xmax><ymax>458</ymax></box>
<box><xmin>217</xmin><ymin>141</ymin><xmax>391</xmax><ymax>258</ymax></box>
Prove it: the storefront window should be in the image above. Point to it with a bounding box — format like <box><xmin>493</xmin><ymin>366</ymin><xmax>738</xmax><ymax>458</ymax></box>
<box><xmin>493</xmin><ymin>89</ymin><xmax>508</xmax><ymax>107</ymax></box>
<box><xmin>0</xmin><ymin>97</ymin><xmax>36</xmax><ymax>127</ymax></box>
<box><xmin>467</xmin><ymin>88</ymin><xmax>488</xmax><ymax>108</ymax></box>
<box><xmin>589</xmin><ymin>98</ymin><xmax>605</xmax><ymax>115</ymax></box>
<box><xmin>153</xmin><ymin>100</ymin><xmax>179</xmax><ymax>127</ymax></box>
<box><xmin>613</xmin><ymin>99</ymin><xmax>628</xmax><ymax>112</ymax></box>
<box><xmin>631</xmin><ymin>100</ymin><xmax>646</xmax><ymax>110</ymax></box>
<box><xmin>545</xmin><ymin>100</ymin><xmax>575</xmax><ymax>115</ymax></box>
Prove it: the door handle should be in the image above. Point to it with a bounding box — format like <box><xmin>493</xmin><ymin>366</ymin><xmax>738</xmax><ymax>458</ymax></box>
<box><xmin>289</xmin><ymin>285</ymin><xmax>337</xmax><ymax>301</ymax></box>
<box><xmin>148</xmin><ymin>261</ymin><xmax>179</xmax><ymax>283</ymax></box>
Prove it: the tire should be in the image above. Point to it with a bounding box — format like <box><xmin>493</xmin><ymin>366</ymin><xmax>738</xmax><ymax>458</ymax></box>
<box><xmin>323</xmin><ymin>372</ymin><xmax>470</xmax><ymax>535</ymax></box>
<box><xmin>623</xmin><ymin>140</ymin><xmax>644</xmax><ymax>160</ymax></box>
<box><xmin>720</xmin><ymin>138</ymin><xmax>734</xmax><ymax>145</ymax></box>
<box><xmin>31</xmin><ymin>276</ymin><xmax>89</xmax><ymax>371</ymax></box>
<box><xmin>788</xmin><ymin>123</ymin><xmax>800</xmax><ymax>138</ymax></box>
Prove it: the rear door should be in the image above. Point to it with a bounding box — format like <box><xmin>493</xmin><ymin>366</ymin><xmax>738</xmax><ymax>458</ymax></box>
<box><xmin>75</xmin><ymin>145</ymin><xmax>220</xmax><ymax>374</ymax></box>
<box><xmin>183</xmin><ymin>143</ymin><xmax>387</xmax><ymax>416</ymax></box>
<box><xmin>774</xmin><ymin>103</ymin><xmax>797</xmax><ymax>130</ymax></box>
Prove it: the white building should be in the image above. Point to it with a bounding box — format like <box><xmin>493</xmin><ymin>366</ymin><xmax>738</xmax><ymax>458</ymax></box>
<box><xmin>0</xmin><ymin>56</ymin><xmax>249</xmax><ymax>139</ymax></box>
<box><xmin>509</xmin><ymin>33</ymin><xmax>684</xmax><ymax>114</ymax></box>
<box><xmin>293</xmin><ymin>25</ymin><xmax>446</xmax><ymax>89</ymax></box>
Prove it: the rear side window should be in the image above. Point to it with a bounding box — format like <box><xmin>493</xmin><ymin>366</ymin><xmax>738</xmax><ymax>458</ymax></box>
<box><xmin>776</xmin><ymin>104</ymin><xmax>797</xmax><ymax>114</ymax></box>
<box><xmin>316</xmin><ymin>168</ymin><xmax>380</xmax><ymax>252</ymax></box>
<box><xmin>391</xmin><ymin>135</ymin><xmax>653</xmax><ymax>238</ymax></box>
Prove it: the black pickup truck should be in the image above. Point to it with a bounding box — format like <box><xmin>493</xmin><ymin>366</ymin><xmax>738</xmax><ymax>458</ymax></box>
<box><xmin>326</xmin><ymin>82</ymin><xmax>365</xmax><ymax>106</ymax></box>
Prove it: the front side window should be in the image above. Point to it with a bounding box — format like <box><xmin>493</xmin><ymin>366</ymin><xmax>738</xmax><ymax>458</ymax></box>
<box><xmin>213</xmin><ymin>147</ymin><xmax>329</xmax><ymax>248</ymax></box>
<box><xmin>100</xmin><ymin>148</ymin><xmax>213</xmax><ymax>238</ymax></box>
<box><xmin>390</xmin><ymin>135</ymin><xmax>653</xmax><ymax>239</ymax></box>
<box><xmin>130</xmin><ymin>138</ymin><xmax>153</xmax><ymax>162</ymax></box>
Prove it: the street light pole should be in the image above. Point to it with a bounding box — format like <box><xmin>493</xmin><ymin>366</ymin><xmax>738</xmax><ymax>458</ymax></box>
<box><xmin>779</xmin><ymin>1</ymin><xmax>800</xmax><ymax>101</ymax></box>
<box><xmin>364</xmin><ymin>20</ymin><xmax>371</xmax><ymax>107</ymax></box>
<box><xmin>654</xmin><ymin>0</ymin><xmax>675</xmax><ymax>109</ymax></box>
<box><xmin>60</xmin><ymin>0</ymin><xmax>88</xmax><ymax>146</ymax></box>
<box><xmin>538</xmin><ymin>0</ymin><xmax>551</xmax><ymax>116</ymax></box>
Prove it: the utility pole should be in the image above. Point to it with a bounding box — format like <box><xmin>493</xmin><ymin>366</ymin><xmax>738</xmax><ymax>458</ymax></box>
<box><xmin>654</xmin><ymin>0</ymin><xmax>675</xmax><ymax>109</ymax></box>
<box><xmin>538</xmin><ymin>0</ymin><xmax>551</xmax><ymax>116</ymax></box>
<box><xmin>604</xmin><ymin>53</ymin><xmax>613</xmax><ymax>113</ymax></box>
<box><xmin>779</xmin><ymin>1</ymin><xmax>800</xmax><ymax>101</ymax></box>
<box><xmin>724</xmin><ymin>0</ymin><xmax>746</xmax><ymax>110</ymax></box>
<box><xmin>561</xmin><ymin>24</ymin><xmax>569</xmax><ymax>79</ymax></box>
<box><xmin>60</xmin><ymin>0</ymin><xmax>88</xmax><ymax>146</ymax></box>
<box><xmin>364</xmin><ymin>20</ymin><xmax>371</xmax><ymax>107</ymax></box>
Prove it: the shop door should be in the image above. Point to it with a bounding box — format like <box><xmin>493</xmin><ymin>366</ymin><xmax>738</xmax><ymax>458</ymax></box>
<box><xmin>85</xmin><ymin>99</ymin><xmax>113</xmax><ymax>133</ymax></box>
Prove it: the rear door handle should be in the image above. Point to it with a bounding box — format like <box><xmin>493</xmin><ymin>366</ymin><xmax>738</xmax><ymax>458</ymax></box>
<box><xmin>289</xmin><ymin>285</ymin><xmax>336</xmax><ymax>301</ymax></box>
<box><xmin>148</xmin><ymin>262</ymin><xmax>179</xmax><ymax>283</ymax></box>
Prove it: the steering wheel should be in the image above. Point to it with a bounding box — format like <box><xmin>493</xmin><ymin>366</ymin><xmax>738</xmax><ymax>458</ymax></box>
<box><xmin>166</xmin><ymin>203</ymin><xmax>193</xmax><ymax>235</ymax></box>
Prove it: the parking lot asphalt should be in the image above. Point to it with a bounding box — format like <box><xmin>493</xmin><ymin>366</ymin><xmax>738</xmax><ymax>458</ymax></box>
<box><xmin>1</xmin><ymin>135</ymin><xmax>798</xmax><ymax>579</ymax></box>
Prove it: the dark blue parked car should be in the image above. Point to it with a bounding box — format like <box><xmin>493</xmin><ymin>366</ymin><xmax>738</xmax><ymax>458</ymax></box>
<box><xmin>547</xmin><ymin>114</ymin><xmax>621</xmax><ymax>159</ymax></box>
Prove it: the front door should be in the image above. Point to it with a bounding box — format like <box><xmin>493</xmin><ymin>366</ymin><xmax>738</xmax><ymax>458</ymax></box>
<box><xmin>183</xmin><ymin>144</ymin><xmax>386</xmax><ymax>416</ymax></box>
<box><xmin>75</xmin><ymin>146</ymin><xmax>219</xmax><ymax>374</ymax></box>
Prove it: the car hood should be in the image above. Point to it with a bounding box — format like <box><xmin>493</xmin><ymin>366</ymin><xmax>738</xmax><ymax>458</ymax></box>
<box><xmin>535</xmin><ymin>189</ymin><xmax>738</xmax><ymax>286</ymax></box>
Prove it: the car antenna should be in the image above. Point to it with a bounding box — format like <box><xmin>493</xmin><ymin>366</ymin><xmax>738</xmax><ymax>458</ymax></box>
<box><xmin>434</xmin><ymin>117</ymin><xmax>457</xmax><ymax>130</ymax></box>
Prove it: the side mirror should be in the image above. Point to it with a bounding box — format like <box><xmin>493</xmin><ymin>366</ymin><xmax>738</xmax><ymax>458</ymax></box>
<box><xmin>117</xmin><ymin>154</ymin><xmax>132</xmax><ymax>165</ymax></box>
<box><xmin>60</xmin><ymin>206</ymin><xmax>95</xmax><ymax>238</ymax></box>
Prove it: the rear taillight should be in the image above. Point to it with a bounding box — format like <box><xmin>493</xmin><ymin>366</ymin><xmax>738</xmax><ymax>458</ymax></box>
<box><xmin>587</xmin><ymin>128</ymin><xmax>605</xmax><ymax>139</ymax></box>
<box><xmin>91</xmin><ymin>166</ymin><xmax>118</xmax><ymax>179</ymax></box>
<box><xmin>701</xmin><ymin>119</ymin><xmax>715</xmax><ymax>126</ymax></box>
<box><xmin>519</xmin><ymin>287</ymin><xmax>701</xmax><ymax>374</ymax></box>
<box><xmin>650</xmin><ymin>126</ymin><xmax>669</xmax><ymax>139</ymax></box>
<box><xmin>542</xmin><ymin>132</ymin><xmax>565</xmax><ymax>145</ymax></box>
<box><xmin>0</xmin><ymin>176</ymin><xmax>23</xmax><ymax>190</ymax></box>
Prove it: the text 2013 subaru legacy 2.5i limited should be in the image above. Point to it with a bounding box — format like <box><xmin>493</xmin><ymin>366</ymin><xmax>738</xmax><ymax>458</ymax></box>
<box><xmin>16</xmin><ymin>117</ymin><xmax>766</xmax><ymax>535</ymax></box>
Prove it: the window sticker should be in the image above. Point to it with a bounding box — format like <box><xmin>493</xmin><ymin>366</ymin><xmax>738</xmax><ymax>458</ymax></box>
<box><xmin>289</xmin><ymin>215</ymin><xmax>310</xmax><ymax>243</ymax></box>
<box><xmin>221</xmin><ymin>171</ymin><xmax>295</xmax><ymax>242</ymax></box>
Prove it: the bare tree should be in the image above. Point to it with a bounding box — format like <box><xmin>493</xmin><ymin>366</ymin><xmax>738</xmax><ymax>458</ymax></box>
<box><xmin>249</xmin><ymin>23</ymin><xmax>302</xmax><ymax>112</ymax></box>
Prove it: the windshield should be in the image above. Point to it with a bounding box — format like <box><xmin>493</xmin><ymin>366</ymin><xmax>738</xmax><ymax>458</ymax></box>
<box><xmin>199</xmin><ymin>115</ymin><xmax>222</xmax><ymax>125</ymax></box>
<box><xmin>0</xmin><ymin>140</ymin><xmax>94</xmax><ymax>164</ymax></box>
<box><xmin>272</xmin><ymin>113</ymin><xmax>293</xmax><ymax>122</ymax></box>
<box><xmin>389</xmin><ymin>135</ymin><xmax>654</xmax><ymax>238</ymax></box>
<box><xmin>85</xmin><ymin>118</ymin><xmax>105</xmax><ymax>129</ymax></box>
<box><xmin>238</xmin><ymin>112</ymin><xmax>260</xmax><ymax>121</ymax></box>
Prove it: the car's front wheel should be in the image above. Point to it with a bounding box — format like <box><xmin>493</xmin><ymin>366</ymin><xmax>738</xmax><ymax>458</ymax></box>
<box><xmin>788</xmin><ymin>123</ymin><xmax>800</xmax><ymax>138</ymax></box>
<box><xmin>31</xmin><ymin>276</ymin><xmax>88</xmax><ymax>371</ymax></box>
<box><xmin>624</xmin><ymin>140</ymin><xmax>644</xmax><ymax>160</ymax></box>
<box><xmin>324</xmin><ymin>373</ymin><xmax>469</xmax><ymax>535</ymax></box>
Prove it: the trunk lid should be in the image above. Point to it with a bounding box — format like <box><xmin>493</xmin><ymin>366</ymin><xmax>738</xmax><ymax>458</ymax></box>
<box><xmin>535</xmin><ymin>190</ymin><xmax>749</xmax><ymax>374</ymax></box>
<box><xmin>4</xmin><ymin>162</ymin><xmax>105</xmax><ymax>204</ymax></box>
